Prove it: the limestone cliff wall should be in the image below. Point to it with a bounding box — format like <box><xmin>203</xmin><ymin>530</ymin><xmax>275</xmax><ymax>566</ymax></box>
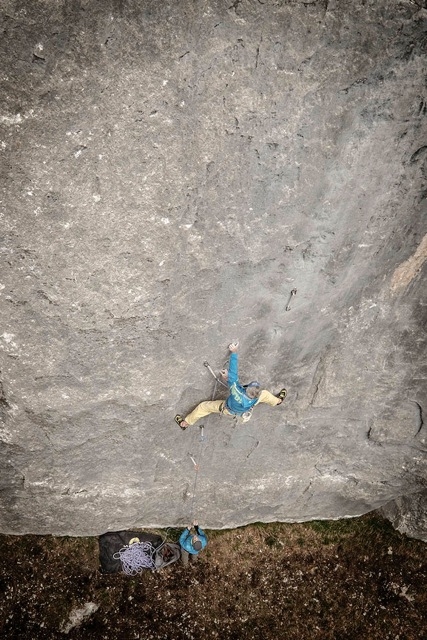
<box><xmin>0</xmin><ymin>0</ymin><xmax>426</xmax><ymax>536</ymax></box>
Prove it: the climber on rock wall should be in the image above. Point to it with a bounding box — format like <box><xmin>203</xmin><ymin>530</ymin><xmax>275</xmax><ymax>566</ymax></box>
<box><xmin>175</xmin><ymin>342</ymin><xmax>287</xmax><ymax>429</ymax></box>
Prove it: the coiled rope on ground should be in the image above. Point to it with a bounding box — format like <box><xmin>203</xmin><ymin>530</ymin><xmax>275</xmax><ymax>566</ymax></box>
<box><xmin>113</xmin><ymin>542</ymin><xmax>155</xmax><ymax>575</ymax></box>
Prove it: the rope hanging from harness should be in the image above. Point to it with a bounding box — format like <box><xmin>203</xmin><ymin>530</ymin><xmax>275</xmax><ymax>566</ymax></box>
<box><xmin>113</xmin><ymin>542</ymin><xmax>155</xmax><ymax>575</ymax></box>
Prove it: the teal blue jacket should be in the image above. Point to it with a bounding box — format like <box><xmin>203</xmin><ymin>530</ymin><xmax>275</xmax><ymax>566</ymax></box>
<box><xmin>225</xmin><ymin>353</ymin><xmax>259</xmax><ymax>415</ymax></box>
<box><xmin>179</xmin><ymin>526</ymin><xmax>208</xmax><ymax>555</ymax></box>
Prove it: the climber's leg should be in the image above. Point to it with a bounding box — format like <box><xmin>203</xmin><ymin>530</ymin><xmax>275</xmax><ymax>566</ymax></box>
<box><xmin>184</xmin><ymin>400</ymin><xmax>224</xmax><ymax>426</ymax></box>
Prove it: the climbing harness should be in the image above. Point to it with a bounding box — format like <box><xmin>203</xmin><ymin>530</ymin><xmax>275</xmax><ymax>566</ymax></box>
<box><xmin>285</xmin><ymin>288</ymin><xmax>297</xmax><ymax>311</ymax></box>
<box><xmin>113</xmin><ymin>541</ymin><xmax>156</xmax><ymax>575</ymax></box>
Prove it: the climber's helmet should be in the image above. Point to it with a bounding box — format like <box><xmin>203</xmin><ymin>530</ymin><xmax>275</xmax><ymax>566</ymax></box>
<box><xmin>192</xmin><ymin>537</ymin><xmax>202</xmax><ymax>551</ymax></box>
<box><xmin>246</xmin><ymin>382</ymin><xmax>261</xmax><ymax>399</ymax></box>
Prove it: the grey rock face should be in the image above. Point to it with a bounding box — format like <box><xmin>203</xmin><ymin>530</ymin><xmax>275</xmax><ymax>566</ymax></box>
<box><xmin>0</xmin><ymin>0</ymin><xmax>426</xmax><ymax>536</ymax></box>
<box><xmin>381</xmin><ymin>491</ymin><xmax>427</xmax><ymax>543</ymax></box>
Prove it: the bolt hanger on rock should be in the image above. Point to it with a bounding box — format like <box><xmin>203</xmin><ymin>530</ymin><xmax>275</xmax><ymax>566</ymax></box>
<box><xmin>286</xmin><ymin>288</ymin><xmax>297</xmax><ymax>311</ymax></box>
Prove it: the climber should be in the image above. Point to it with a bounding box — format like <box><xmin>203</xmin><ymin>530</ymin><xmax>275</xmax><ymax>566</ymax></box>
<box><xmin>175</xmin><ymin>342</ymin><xmax>287</xmax><ymax>429</ymax></box>
<box><xmin>179</xmin><ymin>520</ymin><xmax>208</xmax><ymax>565</ymax></box>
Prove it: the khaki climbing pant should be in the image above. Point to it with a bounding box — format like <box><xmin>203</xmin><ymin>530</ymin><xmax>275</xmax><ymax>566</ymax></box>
<box><xmin>184</xmin><ymin>400</ymin><xmax>232</xmax><ymax>426</ymax></box>
<box><xmin>184</xmin><ymin>390</ymin><xmax>281</xmax><ymax>426</ymax></box>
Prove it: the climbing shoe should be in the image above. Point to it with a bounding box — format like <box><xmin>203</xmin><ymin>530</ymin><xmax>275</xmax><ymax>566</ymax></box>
<box><xmin>277</xmin><ymin>388</ymin><xmax>287</xmax><ymax>401</ymax></box>
<box><xmin>175</xmin><ymin>415</ymin><xmax>188</xmax><ymax>430</ymax></box>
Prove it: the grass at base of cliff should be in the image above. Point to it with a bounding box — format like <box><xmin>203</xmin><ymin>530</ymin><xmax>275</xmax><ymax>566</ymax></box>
<box><xmin>0</xmin><ymin>513</ymin><xmax>426</xmax><ymax>640</ymax></box>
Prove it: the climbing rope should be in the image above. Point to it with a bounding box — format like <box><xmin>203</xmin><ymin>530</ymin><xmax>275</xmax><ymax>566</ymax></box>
<box><xmin>204</xmin><ymin>360</ymin><xmax>229</xmax><ymax>406</ymax></box>
<box><xmin>204</xmin><ymin>361</ymin><xmax>228</xmax><ymax>390</ymax></box>
<box><xmin>113</xmin><ymin>542</ymin><xmax>155</xmax><ymax>575</ymax></box>
<box><xmin>188</xmin><ymin>451</ymin><xmax>200</xmax><ymax>522</ymax></box>
<box><xmin>212</xmin><ymin>376</ymin><xmax>218</xmax><ymax>401</ymax></box>
<box><xmin>187</xmin><ymin>421</ymin><xmax>208</xmax><ymax>522</ymax></box>
<box><xmin>184</xmin><ymin>356</ymin><xmax>230</xmax><ymax>521</ymax></box>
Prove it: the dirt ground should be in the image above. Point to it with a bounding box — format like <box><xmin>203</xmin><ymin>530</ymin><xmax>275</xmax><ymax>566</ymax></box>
<box><xmin>0</xmin><ymin>513</ymin><xmax>426</xmax><ymax>640</ymax></box>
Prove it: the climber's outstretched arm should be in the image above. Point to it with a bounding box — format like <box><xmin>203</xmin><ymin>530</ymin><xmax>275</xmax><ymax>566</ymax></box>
<box><xmin>227</xmin><ymin>345</ymin><xmax>239</xmax><ymax>387</ymax></box>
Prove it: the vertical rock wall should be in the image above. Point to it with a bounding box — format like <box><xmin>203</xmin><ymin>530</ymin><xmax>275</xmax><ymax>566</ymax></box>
<box><xmin>0</xmin><ymin>0</ymin><xmax>426</xmax><ymax>535</ymax></box>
